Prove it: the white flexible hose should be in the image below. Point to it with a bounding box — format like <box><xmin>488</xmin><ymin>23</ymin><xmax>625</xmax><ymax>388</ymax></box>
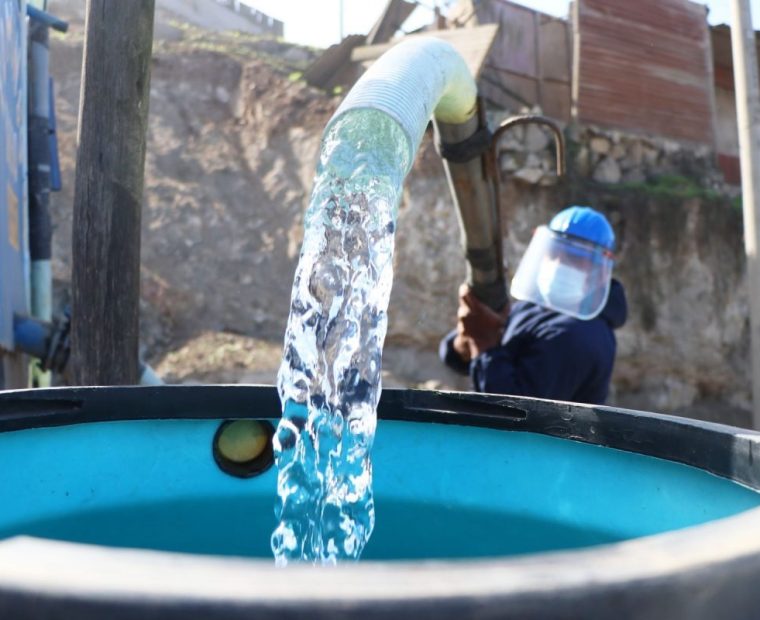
<box><xmin>325</xmin><ymin>37</ymin><xmax>477</xmax><ymax>173</ymax></box>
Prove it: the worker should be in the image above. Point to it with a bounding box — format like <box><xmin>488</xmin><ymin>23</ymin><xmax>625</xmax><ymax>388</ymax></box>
<box><xmin>440</xmin><ymin>206</ymin><xmax>628</xmax><ymax>405</ymax></box>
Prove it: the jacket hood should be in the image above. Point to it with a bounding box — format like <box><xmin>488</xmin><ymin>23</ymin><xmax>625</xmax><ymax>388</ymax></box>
<box><xmin>601</xmin><ymin>278</ymin><xmax>627</xmax><ymax>329</ymax></box>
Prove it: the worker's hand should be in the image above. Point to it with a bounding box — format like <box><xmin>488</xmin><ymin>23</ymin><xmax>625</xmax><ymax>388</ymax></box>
<box><xmin>452</xmin><ymin>332</ymin><xmax>474</xmax><ymax>363</ymax></box>
<box><xmin>457</xmin><ymin>284</ymin><xmax>510</xmax><ymax>358</ymax></box>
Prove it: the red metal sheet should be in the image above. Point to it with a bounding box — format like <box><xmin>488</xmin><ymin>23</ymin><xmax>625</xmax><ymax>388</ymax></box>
<box><xmin>576</xmin><ymin>0</ymin><xmax>714</xmax><ymax>144</ymax></box>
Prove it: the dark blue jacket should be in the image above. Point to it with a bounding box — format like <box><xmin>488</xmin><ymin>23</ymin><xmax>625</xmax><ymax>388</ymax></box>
<box><xmin>440</xmin><ymin>279</ymin><xmax>628</xmax><ymax>404</ymax></box>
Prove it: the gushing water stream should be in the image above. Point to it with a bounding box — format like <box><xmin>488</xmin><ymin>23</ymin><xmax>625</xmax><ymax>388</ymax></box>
<box><xmin>270</xmin><ymin>34</ymin><xmax>477</xmax><ymax>565</ymax></box>
<box><xmin>272</xmin><ymin>109</ymin><xmax>410</xmax><ymax>565</ymax></box>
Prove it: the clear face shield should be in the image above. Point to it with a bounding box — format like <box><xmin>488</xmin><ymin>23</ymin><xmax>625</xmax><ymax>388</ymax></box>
<box><xmin>510</xmin><ymin>226</ymin><xmax>614</xmax><ymax>320</ymax></box>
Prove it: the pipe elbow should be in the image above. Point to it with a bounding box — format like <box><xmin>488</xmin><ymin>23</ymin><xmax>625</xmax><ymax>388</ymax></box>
<box><xmin>326</xmin><ymin>37</ymin><xmax>477</xmax><ymax>173</ymax></box>
<box><xmin>428</xmin><ymin>43</ymin><xmax>478</xmax><ymax>125</ymax></box>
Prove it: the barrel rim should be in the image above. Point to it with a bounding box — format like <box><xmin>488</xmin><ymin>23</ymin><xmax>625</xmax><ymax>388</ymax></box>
<box><xmin>0</xmin><ymin>384</ymin><xmax>758</xmax><ymax>488</ymax></box>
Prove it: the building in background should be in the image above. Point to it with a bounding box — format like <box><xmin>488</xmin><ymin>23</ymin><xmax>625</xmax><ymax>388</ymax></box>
<box><xmin>451</xmin><ymin>0</ymin><xmax>753</xmax><ymax>185</ymax></box>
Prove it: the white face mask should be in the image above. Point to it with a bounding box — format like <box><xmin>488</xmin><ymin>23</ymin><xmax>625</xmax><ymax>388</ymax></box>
<box><xmin>536</xmin><ymin>260</ymin><xmax>587</xmax><ymax>310</ymax></box>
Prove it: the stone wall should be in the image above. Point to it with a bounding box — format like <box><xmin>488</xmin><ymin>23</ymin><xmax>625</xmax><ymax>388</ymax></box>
<box><xmin>491</xmin><ymin>109</ymin><xmax>734</xmax><ymax>194</ymax></box>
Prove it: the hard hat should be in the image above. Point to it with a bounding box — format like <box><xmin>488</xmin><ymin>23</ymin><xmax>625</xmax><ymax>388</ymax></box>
<box><xmin>510</xmin><ymin>207</ymin><xmax>615</xmax><ymax>320</ymax></box>
<box><xmin>549</xmin><ymin>206</ymin><xmax>615</xmax><ymax>251</ymax></box>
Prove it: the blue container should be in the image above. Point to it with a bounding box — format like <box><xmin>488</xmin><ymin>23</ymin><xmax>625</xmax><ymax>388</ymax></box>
<box><xmin>0</xmin><ymin>0</ymin><xmax>30</xmax><ymax>353</ymax></box>
<box><xmin>0</xmin><ymin>385</ymin><xmax>759</xmax><ymax>619</ymax></box>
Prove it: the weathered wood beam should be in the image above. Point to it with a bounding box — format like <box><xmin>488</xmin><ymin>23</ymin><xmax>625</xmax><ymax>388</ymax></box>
<box><xmin>71</xmin><ymin>0</ymin><xmax>155</xmax><ymax>385</ymax></box>
<box><xmin>351</xmin><ymin>24</ymin><xmax>499</xmax><ymax>80</ymax></box>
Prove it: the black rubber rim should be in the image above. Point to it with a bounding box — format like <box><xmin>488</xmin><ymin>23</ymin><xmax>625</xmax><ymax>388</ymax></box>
<box><xmin>0</xmin><ymin>384</ymin><xmax>758</xmax><ymax>489</ymax></box>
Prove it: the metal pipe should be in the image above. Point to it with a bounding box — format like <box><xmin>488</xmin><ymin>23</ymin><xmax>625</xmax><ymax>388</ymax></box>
<box><xmin>490</xmin><ymin>114</ymin><xmax>565</xmax><ymax>294</ymax></box>
<box><xmin>26</xmin><ymin>5</ymin><xmax>69</xmax><ymax>33</ymax></box>
<box><xmin>27</xmin><ymin>17</ymin><xmax>53</xmax><ymax>326</ymax></box>
<box><xmin>435</xmin><ymin>101</ymin><xmax>508</xmax><ymax>310</ymax></box>
<box><xmin>13</xmin><ymin>313</ymin><xmax>162</xmax><ymax>384</ymax></box>
<box><xmin>491</xmin><ymin>114</ymin><xmax>565</xmax><ymax>176</ymax></box>
<box><xmin>12</xmin><ymin>315</ymin><xmax>50</xmax><ymax>362</ymax></box>
<box><xmin>435</xmin><ymin>113</ymin><xmax>565</xmax><ymax>311</ymax></box>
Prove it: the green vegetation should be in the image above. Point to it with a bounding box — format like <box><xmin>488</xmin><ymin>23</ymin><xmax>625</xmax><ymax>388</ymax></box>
<box><xmin>616</xmin><ymin>174</ymin><xmax>722</xmax><ymax>202</ymax></box>
<box><xmin>562</xmin><ymin>131</ymin><xmax>735</xmax><ymax>207</ymax></box>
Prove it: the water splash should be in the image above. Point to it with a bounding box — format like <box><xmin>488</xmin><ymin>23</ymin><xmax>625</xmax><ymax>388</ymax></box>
<box><xmin>272</xmin><ymin>109</ymin><xmax>411</xmax><ymax>565</ymax></box>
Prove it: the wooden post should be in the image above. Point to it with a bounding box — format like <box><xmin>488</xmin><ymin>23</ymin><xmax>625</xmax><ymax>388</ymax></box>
<box><xmin>731</xmin><ymin>0</ymin><xmax>760</xmax><ymax>428</ymax></box>
<box><xmin>570</xmin><ymin>0</ymin><xmax>581</xmax><ymax>121</ymax></box>
<box><xmin>533</xmin><ymin>10</ymin><xmax>544</xmax><ymax>111</ymax></box>
<box><xmin>71</xmin><ymin>0</ymin><xmax>155</xmax><ymax>385</ymax></box>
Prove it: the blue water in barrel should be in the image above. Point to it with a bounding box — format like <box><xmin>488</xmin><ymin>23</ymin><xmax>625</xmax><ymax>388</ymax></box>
<box><xmin>0</xmin><ymin>417</ymin><xmax>757</xmax><ymax>561</ymax></box>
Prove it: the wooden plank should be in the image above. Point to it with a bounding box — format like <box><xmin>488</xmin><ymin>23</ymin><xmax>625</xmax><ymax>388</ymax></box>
<box><xmin>540</xmin><ymin>16</ymin><xmax>572</xmax><ymax>82</ymax></box>
<box><xmin>533</xmin><ymin>9</ymin><xmax>543</xmax><ymax>108</ymax></box>
<box><xmin>303</xmin><ymin>34</ymin><xmax>365</xmax><ymax>89</ymax></box>
<box><xmin>481</xmin><ymin>1</ymin><xmax>538</xmax><ymax>78</ymax></box>
<box><xmin>351</xmin><ymin>24</ymin><xmax>500</xmax><ymax>80</ymax></box>
<box><xmin>542</xmin><ymin>81</ymin><xmax>572</xmax><ymax>123</ymax></box>
<box><xmin>479</xmin><ymin>68</ymin><xmax>537</xmax><ymax>110</ymax></box>
<box><xmin>366</xmin><ymin>0</ymin><xmax>417</xmax><ymax>45</ymax></box>
<box><xmin>71</xmin><ymin>0</ymin><xmax>155</xmax><ymax>385</ymax></box>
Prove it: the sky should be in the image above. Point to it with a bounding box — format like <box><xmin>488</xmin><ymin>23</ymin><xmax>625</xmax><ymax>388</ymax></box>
<box><xmin>245</xmin><ymin>0</ymin><xmax>760</xmax><ymax>50</ymax></box>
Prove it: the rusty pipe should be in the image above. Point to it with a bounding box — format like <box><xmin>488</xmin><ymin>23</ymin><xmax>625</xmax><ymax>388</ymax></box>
<box><xmin>492</xmin><ymin>114</ymin><xmax>565</xmax><ymax>176</ymax></box>
<box><xmin>489</xmin><ymin>115</ymin><xmax>566</xmax><ymax>277</ymax></box>
<box><xmin>436</xmin><ymin>100</ymin><xmax>508</xmax><ymax>311</ymax></box>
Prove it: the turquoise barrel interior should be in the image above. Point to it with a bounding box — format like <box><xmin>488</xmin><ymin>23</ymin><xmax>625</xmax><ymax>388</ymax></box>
<box><xmin>0</xmin><ymin>394</ymin><xmax>758</xmax><ymax>561</ymax></box>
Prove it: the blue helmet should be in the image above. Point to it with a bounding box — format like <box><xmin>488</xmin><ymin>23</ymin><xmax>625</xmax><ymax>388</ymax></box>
<box><xmin>549</xmin><ymin>206</ymin><xmax>615</xmax><ymax>252</ymax></box>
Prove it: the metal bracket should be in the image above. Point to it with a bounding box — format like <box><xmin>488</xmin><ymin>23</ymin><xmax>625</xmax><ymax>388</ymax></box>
<box><xmin>436</xmin><ymin>125</ymin><xmax>493</xmax><ymax>163</ymax></box>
